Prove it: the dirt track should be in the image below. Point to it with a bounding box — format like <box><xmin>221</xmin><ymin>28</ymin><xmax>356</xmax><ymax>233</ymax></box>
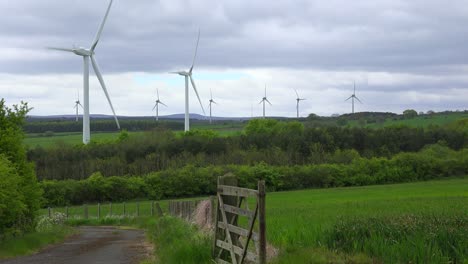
<box><xmin>0</xmin><ymin>226</ymin><xmax>150</xmax><ymax>264</ymax></box>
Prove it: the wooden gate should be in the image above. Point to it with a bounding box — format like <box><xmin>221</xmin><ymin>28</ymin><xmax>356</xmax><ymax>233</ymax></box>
<box><xmin>213</xmin><ymin>175</ymin><xmax>266</xmax><ymax>264</ymax></box>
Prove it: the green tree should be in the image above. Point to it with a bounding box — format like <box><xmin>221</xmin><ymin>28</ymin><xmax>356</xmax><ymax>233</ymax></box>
<box><xmin>403</xmin><ymin>109</ymin><xmax>418</xmax><ymax>118</ymax></box>
<box><xmin>0</xmin><ymin>99</ymin><xmax>42</xmax><ymax>233</ymax></box>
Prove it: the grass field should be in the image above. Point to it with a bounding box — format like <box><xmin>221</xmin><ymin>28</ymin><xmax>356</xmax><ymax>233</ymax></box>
<box><xmin>23</xmin><ymin>131</ymin><xmax>146</xmax><ymax>148</ymax></box>
<box><xmin>42</xmin><ymin>178</ymin><xmax>468</xmax><ymax>263</ymax></box>
<box><xmin>348</xmin><ymin>112</ymin><xmax>468</xmax><ymax>128</ymax></box>
<box><xmin>24</xmin><ymin>122</ymin><xmax>245</xmax><ymax>148</ymax></box>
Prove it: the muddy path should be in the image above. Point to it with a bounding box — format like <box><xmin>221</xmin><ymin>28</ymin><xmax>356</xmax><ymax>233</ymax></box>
<box><xmin>0</xmin><ymin>226</ymin><xmax>151</xmax><ymax>264</ymax></box>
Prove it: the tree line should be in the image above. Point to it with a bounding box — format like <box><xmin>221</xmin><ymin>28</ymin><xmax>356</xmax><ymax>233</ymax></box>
<box><xmin>27</xmin><ymin>119</ymin><xmax>467</xmax><ymax>181</ymax></box>
<box><xmin>24</xmin><ymin>119</ymin><xmax>183</xmax><ymax>134</ymax></box>
<box><xmin>40</xmin><ymin>143</ymin><xmax>468</xmax><ymax>206</ymax></box>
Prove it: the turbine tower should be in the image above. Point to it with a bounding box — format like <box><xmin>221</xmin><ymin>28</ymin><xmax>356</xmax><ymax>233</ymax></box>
<box><xmin>345</xmin><ymin>81</ymin><xmax>362</xmax><ymax>114</ymax></box>
<box><xmin>47</xmin><ymin>0</ymin><xmax>120</xmax><ymax>144</ymax></box>
<box><xmin>208</xmin><ymin>88</ymin><xmax>217</xmax><ymax>124</ymax></box>
<box><xmin>152</xmin><ymin>88</ymin><xmax>167</xmax><ymax>121</ymax></box>
<box><xmin>170</xmin><ymin>30</ymin><xmax>205</xmax><ymax>131</ymax></box>
<box><xmin>294</xmin><ymin>89</ymin><xmax>306</xmax><ymax>118</ymax></box>
<box><xmin>74</xmin><ymin>89</ymin><xmax>83</xmax><ymax>122</ymax></box>
<box><xmin>259</xmin><ymin>85</ymin><xmax>272</xmax><ymax>118</ymax></box>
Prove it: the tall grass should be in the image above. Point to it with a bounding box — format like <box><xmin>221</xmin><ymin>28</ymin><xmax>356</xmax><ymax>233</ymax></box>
<box><xmin>0</xmin><ymin>226</ymin><xmax>73</xmax><ymax>259</ymax></box>
<box><xmin>325</xmin><ymin>214</ymin><xmax>467</xmax><ymax>263</ymax></box>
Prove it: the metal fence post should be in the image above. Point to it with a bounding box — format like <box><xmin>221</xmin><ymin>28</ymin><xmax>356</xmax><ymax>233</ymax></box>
<box><xmin>98</xmin><ymin>203</ymin><xmax>101</xmax><ymax>219</ymax></box>
<box><xmin>123</xmin><ymin>202</ymin><xmax>126</xmax><ymax>216</ymax></box>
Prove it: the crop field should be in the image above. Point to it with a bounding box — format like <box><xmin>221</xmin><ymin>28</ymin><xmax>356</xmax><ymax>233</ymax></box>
<box><xmin>41</xmin><ymin>178</ymin><xmax>468</xmax><ymax>263</ymax></box>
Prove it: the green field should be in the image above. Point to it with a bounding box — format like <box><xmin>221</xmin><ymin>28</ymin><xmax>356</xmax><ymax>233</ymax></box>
<box><xmin>24</xmin><ymin>122</ymin><xmax>245</xmax><ymax>148</ymax></box>
<box><xmin>349</xmin><ymin>112</ymin><xmax>468</xmax><ymax>128</ymax></box>
<box><xmin>24</xmin><ymin>131</ymin><xmax>145</xmax><ymax>148</ymax></box>
<box><xmin>43</xmin><ymin>178</ymin><xmax>468</xmax><ymax>263</ymax></box>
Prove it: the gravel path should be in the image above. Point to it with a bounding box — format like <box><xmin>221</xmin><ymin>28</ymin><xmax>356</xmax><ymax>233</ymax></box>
<box><xmin>0</xmin><ymin>226</ymin><xmax>151</xmax><ymax>264</ymax></box>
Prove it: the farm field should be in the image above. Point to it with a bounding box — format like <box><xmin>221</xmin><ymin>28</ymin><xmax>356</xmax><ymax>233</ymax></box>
<box><xmin>41</xmin><ymin>178</ymin><xmax>468</xmax><ymax>263</ymax></box>
<box><xmin>24</xmin><ymin>121</ymin><xmax>245</xmax><ymax>148</ymax></box>
<box><xmin>23</xmin><ymin>131</ymin><xmax>145</xmax><ymax>148</ymax></box>
<box><xmin>348</xmin><ymin>112</ymin><xmax>468</xmax><ymax>128</ymax></box>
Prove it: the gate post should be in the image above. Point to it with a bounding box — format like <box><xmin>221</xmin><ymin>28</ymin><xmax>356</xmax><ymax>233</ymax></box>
<box><xmin>258</xmin><ymin>180</ymin><xmax>266</xmax><ymax>264</ymax></box>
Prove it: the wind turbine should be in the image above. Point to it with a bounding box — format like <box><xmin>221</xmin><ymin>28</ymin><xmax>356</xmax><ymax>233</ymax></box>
<box><xmin>259</xmin><ymin>85</ymin><xmax>272</xmax><ymax>118</ymax></box>
<box><xmin>73</xmin><ymin>89</ymin><xmax>83</xmax><ymax>122</ymax></box>
<box><xmin>345</xmin><ymin>81</ymin><xmax>362</xmax><ymax>114</ymax></box>
<box><xmin>152</xmin><ymin>88</ymin><xmax>167</xmax><ymax>121</ymax></box>
<box><xmin>170</xmin><ymin>30</ymin><xmax>205</xmax><ymax>131</ymax></box>
<box><xmin>294</xmin><ymin>89</ymin><xmax>306</xmax><ymax>118</ymax></box>
<box><xmin>47</xmin><ymin>0</ymin><xmax>120</xmax><ymax>144</ymax></box>
<box><xmin>208</xmin><ymin>88</ymin><xmax>217</xmax><ymax>124</ymax></box>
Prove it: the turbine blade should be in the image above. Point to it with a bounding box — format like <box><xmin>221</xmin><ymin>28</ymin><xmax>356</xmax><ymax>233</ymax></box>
<box><xmin>157</xmin><ymin>88</ymin><xmax>160</xmax><ymax>100</ymax></box>
<box><xmin>210</xmin><ymin>88</ymin><xmax>213</xmax><ymax>100</ymax></box>
<box><xmin>160</xmin><ymin>101</ymin><xmax>168</xmax><ymax>107</ymax></box>
<box><xmin>353</xmin><ymin>81</ymin><xmax>356</xmax><ymax>95</ymax></box>
<box><xmin>47</xmin><ymin>47</ymin><xmax>74</xmax><ymax>53</ymax></box>
<box><xmin>78</xmin><ymin>102</ymin><xmax>84</xmax><ymax>108</ymax></box>
<box><xmin>345</xmin><ymin>96</ymin><xmax>352</xmax><ymax>101</ymax></box>
<box><xmin>190</xmin><ymin>29</ymin><xmax>201</xmax><ymax>72</ymax></box>
<box><xmin>213</xmin><ymin>100</ymin><xmax>218</xmax><ymax>105</ymax></box>
<box><xmin>169</xmin><ymin>71</ymin><xmax>183</xmax><ymax>75</ymax></box>
<box><xmin>259</xmin><ymin>99</ymin><xmax>263</xmax><ymax>104</ymax></box>
<box><xmin>91</xmin><ymin>0</ymin><xmax>113</xmax><ymax>51</ymax></box>
<box><xmin>152</xmin><ymin>104</ymin><xmax>157</xmax><ymax>111</ymax></box>
<box><xmin>294</xmin><ymin>89</ymin><xmax>299</xmax><ymax>98</ymax></box>
<box><xmin>264</xmin><ymin>84</ymin><xmax>267</xmax><ymax>97</ymax></box>
<box><xmin>189</xmin><ymin>75</ymin><xmax>206</xmax><ymax>115</ymax></box>
<box><xmin>90</xmin><ymin>55</ymin><xmax>120</xmax><ymax>129</ymax></box>
<box><xmin>266</xmin><ymin>98</ymin><xmax>272</xmax><ymax>105</ymax></box>
<box><xmin>355</xmin><ymin>96</ymin><xmax>363</xmax><ymax>104</ymax></box>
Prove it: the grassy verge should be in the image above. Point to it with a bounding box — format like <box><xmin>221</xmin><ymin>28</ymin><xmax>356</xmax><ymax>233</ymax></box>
<box><xmin>0</xmin><ymin>226</ymin><xmax>74</xmax><ymax>259</ymax></box>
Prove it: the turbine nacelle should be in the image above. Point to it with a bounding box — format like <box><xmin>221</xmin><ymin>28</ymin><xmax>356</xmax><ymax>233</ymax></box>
<box><xmin>73</xmin><ymin>47</ymin><xmax>93</xmax><ymax>56</ymax></box>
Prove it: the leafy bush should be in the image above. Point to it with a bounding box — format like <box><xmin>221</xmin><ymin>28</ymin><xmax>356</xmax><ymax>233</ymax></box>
<box><xmin>0</xmin><ymin>99</ymin><xmax>42</xmax><ymax>235</ymax></box>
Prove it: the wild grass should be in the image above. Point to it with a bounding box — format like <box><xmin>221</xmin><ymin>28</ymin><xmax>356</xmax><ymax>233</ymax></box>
<box><xmin>0</xmin><ymin>226</ymin><xmax>73</xmax><ymax>259</ymax></box>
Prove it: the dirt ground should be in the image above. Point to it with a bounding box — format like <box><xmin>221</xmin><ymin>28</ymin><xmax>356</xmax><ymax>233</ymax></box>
<box><xmin>0</xmin><ymin>226</ymin><xmax>152</xmax><ymax>264</ymax></box>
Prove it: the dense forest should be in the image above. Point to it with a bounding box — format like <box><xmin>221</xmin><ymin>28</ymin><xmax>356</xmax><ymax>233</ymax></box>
<box><xmin>27</xmin><ymin>119</ymin><xmax>467</xmax><ymax>181</ymax></box>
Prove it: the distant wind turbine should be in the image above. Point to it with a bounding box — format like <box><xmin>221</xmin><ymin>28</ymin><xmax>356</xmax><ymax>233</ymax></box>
<box><xmin>73</xmin><ymin>89</ymin><xmax>83</xmax><ymax>122</ymax></box>
<box><xmin>259</xmin><ymin>85</ymin><xmax>272</xmax><ymax>118</ymax></box>
<box><xmin>47</xmin><ymin>0</ymin><xmax>120</xmax><ymax>144</ymax></box>
<box><xmin>345</xmin><ymin>81</ymin><xmax>362</xmax><ymax>114</ymax></box>
<box><xmin>152</xmin><ymin>88</ymin><xmax>167</xmax><ymax>121</ymax></box>
<box><xmin>208</xmin><ymin>88</ymin><xmax>217</xmax><ymax>124</ymax></box>
<box><xmin>294</xmin><ymin>89</ymin><xmax>306</xmax><ymax>118</ymax></box>
<box><xmin>170</xmin><ymin>30</ymin><xmax>205</xmax><ymax>131</ymax></box>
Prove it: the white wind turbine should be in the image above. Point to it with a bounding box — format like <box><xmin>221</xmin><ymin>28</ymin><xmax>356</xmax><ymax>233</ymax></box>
<box><xmin>294</xmin><ymin>89</ymin><xmax>306</xmax><ymax>118</ymax></box>
<box><xmin>259</xmin><ymin>85</ymin><xmax>272</xmax><ymax>118</ymax></box>
<box><xmin>152</xmin><ymin>88</ymin><xmax>167</xmax><ymax>121</ymax></box>
<box><xmin>345</xmin><ymin>81</ymin><xmax>362</xmax><ymax>114</ymax></box>
<box><xmin>73</xmin><ymin>89</ymin><xmax>83</xmax><ymax>122</ymax></box>
<box><xmin>170</xmin><ymin>30</ymin><xmax>205</xmax><ymax>131</ymax></box>
<box><xmin>207</xmin><ymin>88</ymin><xmax>218</xmax><ymax>124</ymax></box>
<box><xmin>47</xmin><ymin>0</ymin><xmax>120</xmax><ymax>144</ymax></box>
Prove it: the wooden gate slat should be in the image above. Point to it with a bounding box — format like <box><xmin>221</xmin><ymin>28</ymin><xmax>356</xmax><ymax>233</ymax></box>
<box><xmin>218</xmin><ymin>185</ymin><xmax>258</xmax><ymax>198</ymax></box>
<box><xmin>217</xmin><ymin>222</ymin><xmax>259</xmax><ymax>241</ymax></box>
<box><xmin>223</xmin><ymin>204</ymin><xmax>255</xmax><ymax>218</ymax></box>
<box><xmin>216</xmin><ymin>240</ymin><xmax>258</xmax><ymax>262</ymax></box>
<box><xmin>217</xmin><ymin>194</ymin><xmax>239</xmax><ymax>264</ymax></box>
<box><xmin>216</xmin><ymin>258</ymin><xmax>231</xmax><ymax>264</ymax></box>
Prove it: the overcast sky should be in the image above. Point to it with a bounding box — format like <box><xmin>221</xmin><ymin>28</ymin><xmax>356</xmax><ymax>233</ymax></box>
<box><xmin>1</xmin><ymin>0</ymin><xmax>467</xmax><ymax>117</ymax></box>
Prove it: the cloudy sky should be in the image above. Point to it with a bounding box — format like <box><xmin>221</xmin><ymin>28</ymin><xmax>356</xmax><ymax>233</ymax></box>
<box><xmin>1</xmin><ymin>0</ymin><xmax>467</xmax><ymax>117</ymax></box>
